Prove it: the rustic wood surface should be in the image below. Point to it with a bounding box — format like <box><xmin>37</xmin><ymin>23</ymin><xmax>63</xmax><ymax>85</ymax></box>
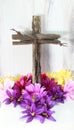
<box><xmin>32</xmin><ymin>16</ymin><xmax>41</xmax><ymax>83</ymax></box>
<box><xmin>12</xmin><ymin>16</ymin><xmax>65</xmax><ymax>83</ymax></box>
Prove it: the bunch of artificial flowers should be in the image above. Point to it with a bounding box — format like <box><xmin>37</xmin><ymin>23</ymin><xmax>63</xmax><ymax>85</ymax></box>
<box><xmin>0</xmin><ymin>70</ymin><xmax>74</xmax><ymax>123</ymax></box>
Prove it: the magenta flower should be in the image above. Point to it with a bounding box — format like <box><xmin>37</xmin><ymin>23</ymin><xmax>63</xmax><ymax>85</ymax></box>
<box><xmin>20</xmin><ymin>75</ymin><xmax>32</xmax><ymax>88</ymax></box>
<box><xmin>64</xmin><ymin>80</ymin><xmax>74</xmax><ymax>100</ymax></box>
<box><xmin>41</xmin><ymin>74</ymin><xmax>58</xmax><ymax>91</ymax></box>
<box><xmin>12</xmin><ymin>75</ymin><xmax>32</xmax><ymax>93</ymax></box>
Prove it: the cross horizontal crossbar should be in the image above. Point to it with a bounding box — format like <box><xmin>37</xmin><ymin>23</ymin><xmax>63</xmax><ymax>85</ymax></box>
<box><xmin>12</xmin><ymin>30</ymin><xmax>63</xmax><ymax>45</ymax></box>
<box><xmin>12</xmin><ymin>33</ymin><xmax>60</xmax><ymax>40</ymax></box>
<box><xmin>13</xmin><ymin>39</ymin><xmax>61</xmax><ymax>45</ymax></box>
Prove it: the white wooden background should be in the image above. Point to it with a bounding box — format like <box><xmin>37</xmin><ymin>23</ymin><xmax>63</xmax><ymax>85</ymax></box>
<box><xmin>0</xmin><ymin>0</ymin><xmax>74</xmax><ymax>76</ymax></box>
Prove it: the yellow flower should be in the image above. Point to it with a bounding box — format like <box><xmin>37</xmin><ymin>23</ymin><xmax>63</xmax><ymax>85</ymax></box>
<box><xmin>46</xmin><ymin>69</ymin><xmax>72</xmax><ymax>86</ymax></box>
<box><xmin>0</xmin><ymin>75</ymin><xmax>21</xmax><ymax>85</ymax></box>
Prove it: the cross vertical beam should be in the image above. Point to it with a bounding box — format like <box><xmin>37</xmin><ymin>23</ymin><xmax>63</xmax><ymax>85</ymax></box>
<box><xmin>32</xmin><ymin>16</ymin><xmax>41</xmax><ymax>83</ymax></box>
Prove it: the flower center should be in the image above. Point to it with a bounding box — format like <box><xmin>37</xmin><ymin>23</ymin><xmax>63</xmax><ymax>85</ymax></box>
<box><xmin>42</xmin><ymin>112</ymin><xmax>48</xmax><ymax>118</ymax></box>
<box><xmin>52</xmin><ymin>96</ymin><xmax>57</xmax><ymax>100</ymax></box>
<box><xmin>32</xmin><ymin>95</ymin><xmax>36</xmax><ymax>102</ymax></box>
<box><xmin>10</xmin><ymin>97</ymin><xmax>14</xmax><ymax>101</ymax></box>
<box><xmin>17</xmin><ymin>97</ymin><xmax>22</xmax><ymax>102</ymax></box>
<box><xmin>31</xmin><ymin>112</ymin><xmax>35</xmax><ymax>117</ymax></box>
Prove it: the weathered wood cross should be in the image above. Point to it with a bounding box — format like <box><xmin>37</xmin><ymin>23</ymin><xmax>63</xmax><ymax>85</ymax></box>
<box><xmin>12</xmin><ymin>16</ymin><xmax>64</xmax><ymax>84</ymax></box>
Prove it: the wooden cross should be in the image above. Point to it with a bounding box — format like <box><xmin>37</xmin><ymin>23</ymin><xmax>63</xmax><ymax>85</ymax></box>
<box><xmin>12</xmin><ymin>16</ymin><xmax>65</xmax><ymax>84</ymax></box>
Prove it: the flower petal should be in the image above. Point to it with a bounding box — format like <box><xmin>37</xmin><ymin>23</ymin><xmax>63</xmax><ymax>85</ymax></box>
<box><xmin>6</xmin><ymin>90</ymin><xmax>12</xmax><ymax>97</ymax></box>
<box><xmin>26</xmin><ymin>116</ymin><xmax>33</xmax><ymax>123</ymax></box>
<box><xmin>36</xmin><ymin>115</ymin><xmax>45</xmax><ymax>123</ymax></box>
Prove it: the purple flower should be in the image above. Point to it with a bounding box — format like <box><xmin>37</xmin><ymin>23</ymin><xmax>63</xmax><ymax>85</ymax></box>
<box><xmin>21</xmin><ymin>103</ymin><xmax>44</xmax><ymax>123</ymax></box>
<box><xmin>4</xmin><ymin>89</ymin><xmax>23</xmax><ymax>107</ymax></box>
<box><xmin>48</xmin><ymin>86</ymin><xmax>66</xmax><ymax>103</ymax></box>
<box><xmin>21</xmin><ymin>103</ymin><xmax>55</xmax><ymax>123</ymax></box>
<box><xmin>41</xmin><ymin>107</ymin><xmax>56</xmax><ymax>122</ymax></box>
<box><xmin>20</xmin><ymin>90</ymin><xmax>45</xmax><ymax>109</ymax></box>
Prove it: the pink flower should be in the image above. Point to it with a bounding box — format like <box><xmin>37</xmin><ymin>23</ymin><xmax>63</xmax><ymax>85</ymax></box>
<box><xmin>0</xmin><ymin>78</ymin><xmax>14</xmax><ymax>102</ymax></box>
<box><xmin>64</xmin><ymin>80</ymin><xmax>74</xmax><ymax>100</ymax></box>
<box><xmin>25</xmin><ymin>83</ymin><xmax>45</xmax><ymax>97</ymax></box>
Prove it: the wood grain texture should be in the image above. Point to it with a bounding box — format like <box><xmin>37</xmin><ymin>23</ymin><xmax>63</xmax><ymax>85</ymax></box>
<box><xmin>32</xmin><ymin>16</ymin><xmax>41</xmax><ymax>83</ymax></box>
